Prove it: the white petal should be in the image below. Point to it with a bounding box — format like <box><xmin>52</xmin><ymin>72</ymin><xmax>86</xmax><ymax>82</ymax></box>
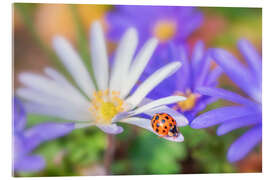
<box><xmin>75</xmin><ymin>123</ymin><xmax>94</xmax><ymax>129</ymax></box>
<box><xmin>24</xmin><ymin>102</ymin><xmax>92</xmax><ymax>122</ymax></box>
<box><xmin>97</xmin><ymin>124</ymin><xmax>123</xmax><ymax>134</ymax></box>
<box><xmin>111</xmin><ymin>112</ymin><xmax>129</xmax><ymax>123</ymax></box>
<box><xmin>109</xmin><ymin>28</ymin><xmax>138</xmax><ymax>92</ymax></box>
<box><xmin>121</xmin><ymin>117</ymin><xmax>184</xmax><ymax>142</ymax></box>
<box><xmin>19</xmin><ymin>72</ymin><xmax>89</xmax><ymax>108</ymax></box>
<box><xmin>121</xmin><ymin>117</ymin><xmax>152</xmax><ymax>131</ymax></box>
<box><xmin>53</xmin><ymin>36</ymin><xmax>95</xmax><ymax>99</ymax></box>
<box><xmin>120</xmin><ymin>38</ymin><xmax>158</xmax><ymax>98</ymax></box>
<box><xmin>130</xmin><ymin>96</ymin><xmax>186</xmax><ymax>116</ymax></box>
<box><xmin>126</xmin><ymin>62</ymin><xmax>181</xmax><ymax>108</ymax></box>
<box><xmin>90</xmin><ymin>21</ymin><xmax>109</xmax><ymax>90</ymax></box>
<box><xmin>163</xmin><ymin>133</ymin><xmax>184</xmax><ymax>142</ymax></box>
<box><xmin>44</xmin><ymin>67</ymin><xmax>88</xmax><ymax>105</ymax></box>
<box><xmin>16</xmin><ymin>88</ymin><xmax>83</xmax><ymax>112</ymax></box>
<box><xmin>144</xmin><ymin>106</ymin><xmax>189</xmax><ymax>127</ymax></box>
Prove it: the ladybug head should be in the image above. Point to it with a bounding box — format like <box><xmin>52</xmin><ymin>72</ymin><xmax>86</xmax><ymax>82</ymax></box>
<box><xmin>168</xmin><ymin>126</ymin><xmax>178</xmax><ymax>137</ymax></box>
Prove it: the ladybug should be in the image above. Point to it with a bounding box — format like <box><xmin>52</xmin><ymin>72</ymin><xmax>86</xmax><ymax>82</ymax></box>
<box><xmin>151</xmin><ymin>113</ymin><xmax>179</xmax><ymax>137</ymax></box>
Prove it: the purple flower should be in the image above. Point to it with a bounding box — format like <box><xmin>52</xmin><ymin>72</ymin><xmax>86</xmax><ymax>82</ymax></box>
<box><xmin>106</xmin><ymin>5</ymin><xmax>203</xmax><ymax>61</ymax></box>
<box><xmin>191</xmin><ymin>39</ymin><xmax>262</xmax><ymax>162</ymax></box>
<box><xmin>147</xmin><ymin>41</ymin><xmax>223</xmax><ymax>121</ymax></box>
<box><xmin>13</xmin><ymin>97</ymin><xmax>74</xmax><ymax>173</ymax></box>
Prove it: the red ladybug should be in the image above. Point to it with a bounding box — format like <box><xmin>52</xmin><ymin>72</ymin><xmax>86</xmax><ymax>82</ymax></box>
<box><xmin>151</xmin><ymin>113</ymin><xmax>179</xmax><ymax>137</ymax></box>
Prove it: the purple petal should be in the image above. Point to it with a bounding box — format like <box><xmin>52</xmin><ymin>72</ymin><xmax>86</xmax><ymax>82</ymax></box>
<box><xmin>178</xmin><ymin>10</ymin><xmax>204</xmax><ymax>40</ymax></box>
<box><xmin>227</xmin><ymin>125</ymin><xmax>262</xmax><ymax>162</ymax></box>
<box><xmin>190</xmin><ymin>96</ymin><xmax>219</xmax><ymax>118</ymax></box>
<box><xmin>210</xmin><ymin>48</ymin><xmax>259</xmax><ymax>100</ymax></box>
<box><xmin>190</xmin><ymin>106</ymin><xmax>258</xmax><ymax>129</ymax></box>
<box><xmin>205</xmin><ymin>66</ymin><xmax>223</xmax><ymax>86</ymax></box>
<box><xmin>14</xmin><ymin>154</ymin><xmax>45</xmax><ymax>173</ymax></box>
<box><xmin>237</xmin><ymin>39</ymin><xmax>262</xmax><ymax>80</ymax></box>
<box><xmin>97</xmin><ymin>124</ymin><xmax>123</xmax><ymax>134</ymax></box>
<box><xmin>175</xmin><ymin>43</ymin><xmax>191</xmax><ymax>91</ymax></box>
<box><xmin>217</xmin><ymin>114</ymin><xmax>262</xmax><ymax>136</ymax></box>
<box><xmin>13</xmin><ymin>97</ymin><xmax>26</xmax><ymax>132</ymax></box>
<box><xmin>191</xmin><ymin>40</ymin><xmax>205</xmax><ymax>73</ymax></box>
<box><xmin>196</xmin><ymin>87</ymin><xmax>259</xmax><ymax>109</ymax></box>
<box><xmin>24</xmin><ymin>123</ymin><xmax>74</xmax><ymax>150</ymax></box>
<box><xmin>194</xmin><ymin>53</ymin><xmax>211</xmax><ymax>88</ymax></box>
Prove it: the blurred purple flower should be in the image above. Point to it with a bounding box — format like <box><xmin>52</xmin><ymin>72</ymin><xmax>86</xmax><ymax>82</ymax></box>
<box><xmin>147</xmin><ymin>41</ymin><xmax>223</xmax><ymax>121</ymax></box>
<box><xmin>13</xmin><ymin>97</ymin><xmax>74</xmax><ymax>173</ymax></box>
<box><xmin>191</xmin><ymin>39</ymin><xmax>262</xmax><ymax>162</ymax></box>
<box><xmin>106</xmin><ymin>5</ymin><xmax>203</xmax><ymax>61</ymax></box>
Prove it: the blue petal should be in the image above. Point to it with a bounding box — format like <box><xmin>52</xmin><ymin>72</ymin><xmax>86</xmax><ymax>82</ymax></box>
<box><xmin>13</xmin><ymin>97</ymin><xmax>26</xmax><ymax>133</ymax></box>
<box><xmin>217</xmin><ymin>114</ymin><xmax>262</xmax><ymax>136</ymax></box>
<box><xmin>210</xmin><ymin>48</ymin><xmax>259</xmax><ymax>100</ymax></box>
<box><xmin>205</xmin><ymin>66</ymin><xmax>223</xmax><ymax>86</ymax></box>
<box><xmin>14</xmin><ymin>154</ymin><xmax>45</xmax><ymax>173</ymax></box>
<box><xmin>24</xmin><ymin>122</ymin><xmax>74</xmax><ymax>150</ymax></box>
<box><xmin>196</xmin><ymin>87</ymin><xmax>259</xmax><ymax>109</ymax></box>
<box><xmin>194</xmin><ymin>52</ymin><xmax>212</xmax><ymax>89</ymax></box>
<box><xmin>175</xmin><ymin>43</ymin><xmax>191</xmax><ymax>91</ymax></box>
<box><xmin>190</xmin><ymin>106</ymin><xmax>258</xmax><ymax>129</ymax></box>
<box><xmin>227</xmin><ymin>125</ymin><xmax>262</xmax><ymax>162</ymax></box>
<box><xmin>238</xmin><ymin>39</ymin><xmax>262</xmax><ymax>102</ymax></box>
<box><xmin>237</xmin><ymin>39</ymin><xmax>262</xmax><ymax>80</ymax></box>
<box><xmin>191</xmin><ymin>40</ymin><xmax>205</xmax><ymax>74</ymax></box>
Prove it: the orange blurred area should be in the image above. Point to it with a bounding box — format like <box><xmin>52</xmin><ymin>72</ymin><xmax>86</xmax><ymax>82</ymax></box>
<box><xmin>236</xmin><ymin>147</ymin><xmax>262</xmax><ymax>173</ymax></box>
<box><xmin>34</xmin><ymin>4</ymin><xmax>109</xmax><ymax>45</ymax></box>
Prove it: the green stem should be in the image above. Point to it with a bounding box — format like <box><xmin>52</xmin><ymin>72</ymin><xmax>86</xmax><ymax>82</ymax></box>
<box><xmin>104</xmin><ymin>134</ymin><xmax>116</xmax><ymax>175</ymax></box>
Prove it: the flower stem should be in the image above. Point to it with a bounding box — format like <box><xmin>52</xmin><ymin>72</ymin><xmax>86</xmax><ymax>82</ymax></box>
<box><xmin>104</xmin><ymin>134</ymin><xmax>116</xmax><ymax>175</ymax></box>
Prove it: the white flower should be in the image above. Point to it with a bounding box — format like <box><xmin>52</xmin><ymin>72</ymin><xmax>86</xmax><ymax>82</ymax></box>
<box><xmin>17</xmin><ymin>22</ymin><xmax>188</xmax><ymax>142</ymax></box>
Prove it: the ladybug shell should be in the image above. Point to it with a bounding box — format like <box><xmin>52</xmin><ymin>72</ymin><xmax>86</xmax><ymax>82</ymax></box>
<box><xmin>151</xmin><ymin>113</ymin><xmax>178</xmax><ymax>136</ymax></box>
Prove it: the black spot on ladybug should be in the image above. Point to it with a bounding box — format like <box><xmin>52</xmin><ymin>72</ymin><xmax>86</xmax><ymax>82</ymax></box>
<box><xmin>169</xmin><ymin>123</ymin><xmax>172</xmax><ymax>127</ymax></box>
<box><xmin>164</xmin><ymin>126</ymin><xmax>167</xmax><ymax>129</ymax></box>
<box><xmin>156</xmin><ymin>123</ymin><xmax>160</xmax><ymax>127</ymax></box>
<box><xmin>162</xmin><ymin>119</ymin><xmax>165</xmax><ymax>123</ymax></box>
<box><xmin>165</xmin><ymin>116</ymin><xmax>169</xmax><ymax>119</ymax></box>
<box><xmin>156</xmin><ymin>128</ymin><xmax>159</xmax><ymax>133</ymax></box>
<box><xmin>172</xmin><ymin>119</ymin><xmax>175</xmax><ymax>122</ymax></box>
<box><xmin>155</xmin><ymin>116</ymin><xmax>159</xmax><ymax>120</ymax></box>
<box><xmin>163</xmin><ymin>130</ymin><xmax>166</xmax><ymax>133</ymax></box>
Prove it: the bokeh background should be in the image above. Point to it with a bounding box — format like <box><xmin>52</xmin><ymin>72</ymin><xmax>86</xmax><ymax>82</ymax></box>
<box><xmin>13</xmin><ymin>3</ymin><xmax>262</xmax><ymax>176</ymax></box>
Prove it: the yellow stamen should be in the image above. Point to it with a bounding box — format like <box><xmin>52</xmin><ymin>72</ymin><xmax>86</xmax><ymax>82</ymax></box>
<box><xmin>174</xmin><ymin>89</ymin><xmax>200</xmax><ymax>112</ymax></box>
<box><xmin>89</xmin><ymin>90</ymin><xmax>125</xmax><ymax>125</ymax></box>
<box><xmin>153</xmin><ymin>20</ymin><xmax>177</xmax><ymax>42</ymax></box>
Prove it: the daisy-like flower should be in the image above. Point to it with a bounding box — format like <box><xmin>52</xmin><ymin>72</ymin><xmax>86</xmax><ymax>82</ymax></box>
<box><xmin>13</xmin><ymin>97</ymin><xmax>73</xmax><ymax>173</ymax></box>
<box><xmin>106</xmin><ymin>5</ymin><xmax>203</xmax><ymax>61</ymax></box>
<box><xmin>191</xmin><ymin>39</ymin><xmax>262</xmax><ymax>162</ymax></box>
<box><xmin>17</xmin><ymin>22</ymin><xmax>189</xmax><ymax>142</ymax></box>
<box><xmin>146</xmin><ymin>41</ymin><xmax>223</xmax><ymax>121</ymax></box>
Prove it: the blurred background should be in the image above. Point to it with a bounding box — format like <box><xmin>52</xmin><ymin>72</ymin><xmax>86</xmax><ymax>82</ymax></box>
<box><xmin>13</xmin><ymin>3</ymin><xmax>262</xmax><ymax>176</ymax></box>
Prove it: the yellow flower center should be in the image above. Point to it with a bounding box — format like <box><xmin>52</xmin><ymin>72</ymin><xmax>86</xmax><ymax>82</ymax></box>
<box><xmin>174</xmin><ymin>90</ymin><xmax>200</xmax><ymax>112</ymax></box>
<box><xmin>153</xmin><ymin>20</ymin><xmax>177</xmax><ymax>42</ymax></box>
<box><xmin>89</xmin><ymin>90</ymin><xmax>125</xmax><ymax>124</ymax></box>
